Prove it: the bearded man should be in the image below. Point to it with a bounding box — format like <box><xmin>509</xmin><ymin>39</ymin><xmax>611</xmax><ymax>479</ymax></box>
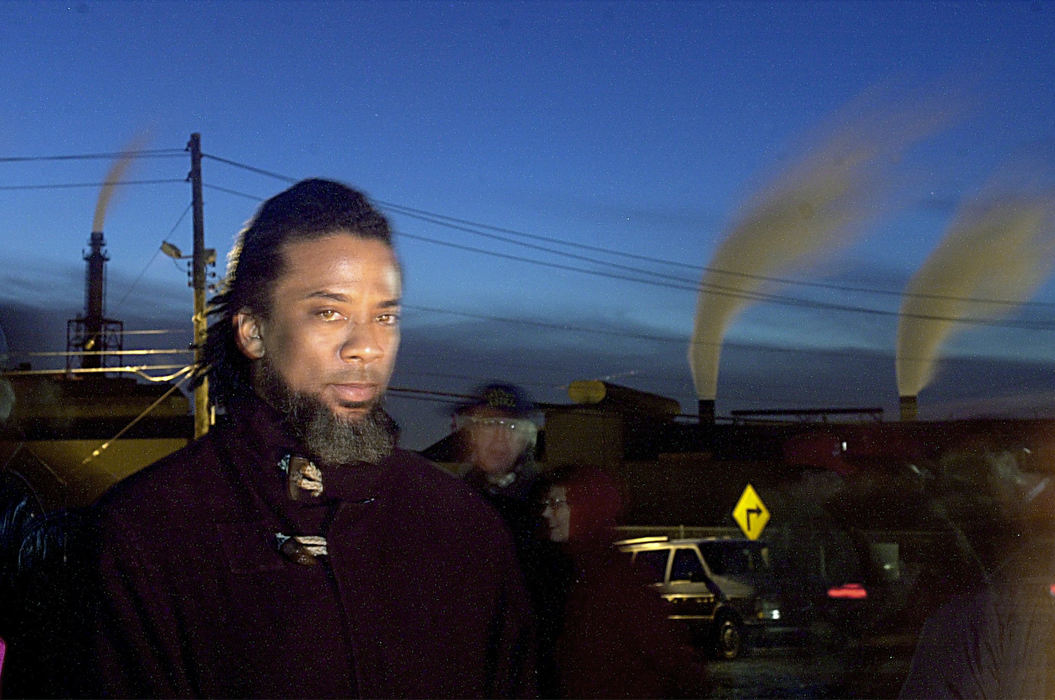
<box><xmin>80</xmin><ymin>179</ymin><xmax>535</xmax><ymax>698</ymax></box>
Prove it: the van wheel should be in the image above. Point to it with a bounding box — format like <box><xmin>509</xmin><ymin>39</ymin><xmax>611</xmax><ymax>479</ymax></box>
<box><xmin>713</xmin><ymin>615</ymin><xmax>745</xmax><ymax>660</ymax></box>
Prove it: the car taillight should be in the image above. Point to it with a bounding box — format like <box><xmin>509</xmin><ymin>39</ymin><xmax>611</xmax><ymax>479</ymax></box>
<box><xmin>827</xmin><ymin>583</ymin><xmax>867</xmax><ymax>599</ymax></box>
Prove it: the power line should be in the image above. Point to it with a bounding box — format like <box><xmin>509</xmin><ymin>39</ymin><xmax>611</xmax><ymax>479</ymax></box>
<box><xmin>195</xmin><ymin>151</ymin><xmax>1055</xmax><ymax>314</ymax></box>
<box><xmin>8</xmin><ymin>147</ymin><xmax>1055</xmax><ymax>312</ymax></box>
<box><xmin>387</xmin><ymin>201</ymin><xmax>1055</xmax><ymax>311</ymax></box>
<box><xmin>202</xmin><ymin>183</ymin><xmax>268</xmax><ymax>201</ymax></box>
<box><xmin>0</xmin><ymin>178</ymin><xmax>186</xmax><ymax>191</ymax></box>
<box><xmin>15</xmin><ymin>349</ymin><xmax>193</xmax><ymax>358</ymax></box>
<box><xmin>401</xmin><ymin>233</ymin><xmax>1055</xmax><ymax>331</ymax></box>
<box><xmin>11</xmin><ymin>148</ymin><xmax>1050</xmax><ymax>340</ymax></box>
<box><xmin>402</xmin><ymin>305</ymin><xmax>1033</xmax><ymax>364</ymax></box>
<box><xmin>0</xmin><ymin>149</ymin><xmax>185</xmax><ymax>163</ymax></box>
<box><xmin>405</xmin><ymin>304</ymin><xmax>688</xmax><ymax>344</ymax></box>
<box><xmin>387</xmin><ymin>386</ymin><xmax>476</xmax><ymax>405</ymax></box>
<box><xmin>120</xmin><ymin>329</ymin><xmax>192</xmax><ymax>336</ymax></box>
<box><xmin>80</xmin><ymin>367</ymin><xmax>194</xmax><ymax>466</ymax></box>
<box><xmin>201</xmin><ymin>153</ymin><xmax>297</xmax><ymax>183</ymax></box>
<box><xmin>112</xmin><ymin>202</ymin><xmax>194</xmax><ymax>314</ymax></box>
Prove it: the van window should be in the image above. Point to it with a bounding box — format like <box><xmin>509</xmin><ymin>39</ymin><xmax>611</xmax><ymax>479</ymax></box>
<box><xmin>671</xmin><ymin>548</ymin><xmax>705</xmax><ymax>582</ymax></box>
<box><xmin>632</xmin><ymin>549</ymin><xmax>669</xmax><ymax>583</ymax></box>
<box><xmin>700</xmin><ymin>542</ymin><xmax>769</xmax><ymax>576</ymax></box>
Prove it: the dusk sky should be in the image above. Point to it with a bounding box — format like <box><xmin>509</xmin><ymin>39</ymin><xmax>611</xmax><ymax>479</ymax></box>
<box><xmin>2</xmin><ymin>0</ymin><xmax>1055</xmax><ymax>449</ymax></box>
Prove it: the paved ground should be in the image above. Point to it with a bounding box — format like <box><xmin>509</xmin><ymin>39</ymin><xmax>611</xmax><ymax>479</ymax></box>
<box><xmin>707</xmin><ymin>633</ymin><xmax>918</xmax><ymax>698</ymax></box>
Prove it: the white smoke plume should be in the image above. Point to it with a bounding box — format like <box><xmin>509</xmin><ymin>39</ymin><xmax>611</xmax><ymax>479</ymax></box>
<box><xmin>897</xmin><ymin>171</ymin><xmax>1055</xmax><ymax>398</ymax></box>
<box><xmin>689</xmin><ymin>92</ymin><xmax>953</xmax><ymax>401</ymax></box>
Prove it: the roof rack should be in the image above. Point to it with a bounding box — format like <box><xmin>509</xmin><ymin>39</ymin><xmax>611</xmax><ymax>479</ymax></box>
<box><xmin>614</xmin><ymin>535</ymin><xmax>669</xmax><ymax>545</ymax></box>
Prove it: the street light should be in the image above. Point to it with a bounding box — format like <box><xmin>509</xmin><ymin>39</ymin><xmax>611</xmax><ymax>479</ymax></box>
<box><xmin>161</xmin><ymin>241</ymin><xmax>215</xmax><ymax>265</ymax></box>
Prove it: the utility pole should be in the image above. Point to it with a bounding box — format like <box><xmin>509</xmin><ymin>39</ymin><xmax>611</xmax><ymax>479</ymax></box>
<box><xmin>188</xmin><ymin>133</ymin><xmax>210</xmax><ymax>438</ymax></box>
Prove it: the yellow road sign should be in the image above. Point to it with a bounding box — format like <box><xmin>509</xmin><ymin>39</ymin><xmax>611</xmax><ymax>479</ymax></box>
<box><xmin>733</xmin><ymin>483</ymin><xmax>770</xmax><ymax>540</ymax></box>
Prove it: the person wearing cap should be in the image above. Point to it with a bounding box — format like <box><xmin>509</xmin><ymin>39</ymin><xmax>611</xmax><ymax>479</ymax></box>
<box><xmin>457</xmin><ymin>383</ymin><xmax>540</xmax><ymax>506</ymax></box>
<box><xmin>456</xmin><ymin>382</ymin><xmax>567</xmax><ymax>692</ymax></box>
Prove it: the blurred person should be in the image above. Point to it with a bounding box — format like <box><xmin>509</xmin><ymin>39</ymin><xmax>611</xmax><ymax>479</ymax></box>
<box><xmin>537</xmin><ymin>464</ymin><xmax>709</xmax><ymax>698</ymax></box>
<box><xmin>455</xmin><ymin>383</ymin><xmax>568</xmax><ymax>692</ymax></box>
<box><xmin>899</xmin><ymin>442</ymin><xmax>1055</xmax><ymax>698</ymax></box>
<box><xmin>75</xmin><ymin>179</ymin><xmax>535</xmax><ymax>698</ymax></box>
<box><xmin>457</xmin><ymin>382</ymin><xmax>540</xmax><ymax>503</ymax></box>
<box><xmin>455</xmin><ymin>383</ymin><xmax>542</xmax><ymax>562</ymax></box>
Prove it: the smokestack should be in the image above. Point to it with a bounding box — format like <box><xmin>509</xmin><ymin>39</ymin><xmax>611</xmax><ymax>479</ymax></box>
<box><xmin>698</xmin><ymin>399</ymin><xmax>716</xmax><ymax>425</ymax></box>
<box><xmin>899</xmin><ymin>395</ymin><xmax>918</xmax><ymax>422</ymax></box>
<box><xmin>82</xmin><ymin>231</ymin><xmax>109</xmax><ymax>369</ymax></box>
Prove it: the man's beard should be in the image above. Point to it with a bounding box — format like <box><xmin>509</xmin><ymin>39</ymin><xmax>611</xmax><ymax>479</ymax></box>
<box><xmin>257</xmin><ymin>357</ymin><xmax>397</xmax><ymax>467</ymax></box>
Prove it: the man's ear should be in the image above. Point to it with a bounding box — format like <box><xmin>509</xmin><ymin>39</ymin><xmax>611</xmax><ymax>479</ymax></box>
<box><xmin>233</xmin><ymin>310</ymin><xmax>266</xmax><ymax>360</ymax></box>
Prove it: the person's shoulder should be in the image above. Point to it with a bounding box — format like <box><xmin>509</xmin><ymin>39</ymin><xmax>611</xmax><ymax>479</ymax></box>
<box><xmin>92</xmin><ymin>427</ymin><xmax>226</xmax><ymax>523</ymax></box>
<box><xmin>389</xmin><ymin>448</ymin><xmax>471</xmax><ymax>488</ymax></box>
<box><xmin>386</xmin><ymin>449</ymin><xmax>511</xmax><ymax>526</ymax></box>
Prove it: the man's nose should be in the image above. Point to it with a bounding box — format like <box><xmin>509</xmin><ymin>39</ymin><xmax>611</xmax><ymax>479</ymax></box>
<box><xmin>486</xmin><ymin>428</ymin><xmax>514</xmax><ymax>444</ymax></box>
<box><xmin>339</xmin><ymin>322</ymin><xmax>384</xmax><ymax>364</ymax></box>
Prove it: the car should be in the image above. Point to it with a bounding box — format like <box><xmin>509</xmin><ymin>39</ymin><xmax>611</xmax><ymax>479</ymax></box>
<box><xmin>615</xmin><ymin>536</ymin><xmax>792</xmax><ymax>660</ymax></box>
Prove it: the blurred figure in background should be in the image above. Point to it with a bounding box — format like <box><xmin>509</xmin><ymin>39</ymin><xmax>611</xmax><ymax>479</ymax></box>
<box><xmin>899</xmin><ymin>441</ymin><xmax>1055</xmax><ymax>698</ymax></box>
<box><xmin>537</xmin><ymin>463</ymin><xmax>709</xmax><ymax>698</ymax></box>
<box><xmin>455</xmin><ymin>382</ymin><xmax>567</xmax><ymax>693</ymax></box>
<box><xmin>457</xmin><ymin>383</ymin><xmax>547</xmax><ymax>587</ymax></box>
<box><xmin>457</xmin><ymin>382</ymin><xmax>540</xmax><ymax>506</ymax></box>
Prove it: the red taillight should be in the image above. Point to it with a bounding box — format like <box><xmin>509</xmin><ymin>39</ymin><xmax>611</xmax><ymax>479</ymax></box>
<box><xmin>827</xmin><ymin>582</ymin><xmax>867</xmax><ymax>599</ymax></box>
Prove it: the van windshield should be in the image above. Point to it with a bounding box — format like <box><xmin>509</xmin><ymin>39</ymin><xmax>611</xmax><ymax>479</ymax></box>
<box><xmin>699</xmin><ymin>542</ymin><xmax>770</xmax><ymax>577</ymax></box>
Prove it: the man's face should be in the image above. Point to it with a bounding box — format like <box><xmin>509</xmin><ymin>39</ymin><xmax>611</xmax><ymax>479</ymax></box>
<box><xmin>541</xmin><ymin>485</ymin><xmax>570</xmax><ymax>543</ymax></box>
<box><xmin>236</xmin><ymin>233</ymin><xmax>401</xmax><ymax>422</ymax></box>
<box><xmin>466</xmin><ymin>408</ymin><xmax>533</xmax><ymax>476</ymax></box>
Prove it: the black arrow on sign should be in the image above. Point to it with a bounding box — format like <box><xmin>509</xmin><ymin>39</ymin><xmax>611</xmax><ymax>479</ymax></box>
<box><xmin>745</xmin><ymin>506</ymin><xmax>763</xmax><ymax>531</ymax></box>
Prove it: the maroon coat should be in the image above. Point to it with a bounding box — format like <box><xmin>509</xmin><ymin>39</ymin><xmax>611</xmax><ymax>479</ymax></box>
<box><xmin>552</xmin><ymin>467</ymin><xmax>709</xmax><ymax>699</ymax></box>
<box><xmin>83</xmin><ymin>397</ymin><xmax>535</xmax><ymax>698</ymax></box>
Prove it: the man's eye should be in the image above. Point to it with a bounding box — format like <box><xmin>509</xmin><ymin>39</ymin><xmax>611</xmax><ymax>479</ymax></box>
<box><xmin>377</xmin><ymin>313</ymin><xmax>400</xmax><ymax>326</ymax></box>
<box><xmin>316</xmin><ymin>309</ymin><xmax>341</xmax><ymax>321</ymax></box>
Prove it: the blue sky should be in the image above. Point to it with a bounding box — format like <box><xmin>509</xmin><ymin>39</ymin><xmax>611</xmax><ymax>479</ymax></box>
<box><xmin>2</xmin><ymin>0</ymin><xmax>1055</xmax><ymax>449</ymax></box>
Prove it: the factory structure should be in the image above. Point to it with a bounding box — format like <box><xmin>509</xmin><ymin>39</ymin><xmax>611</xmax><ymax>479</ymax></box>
<box><xmin>1</xmin><ymin>228</ymin><xmax>192</xmax><ymax>511</ymax></box>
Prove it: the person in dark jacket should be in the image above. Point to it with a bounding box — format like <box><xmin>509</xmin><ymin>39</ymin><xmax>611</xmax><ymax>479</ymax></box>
<box><xmin>537</xmin><ymin>464</ymin><xmax>709</xmax><ymax>699</ymax></box>
<box><xmin>899</xmin><ymin>444</ymin><xmax>1055</xmax><ymax>698</ymax></box>
<box><xmin>76</xmin><ymin>179</ymin><xmax>535</xmax><ymax>698</ymax></box>
<box><xmin>456</xmin><ymin>384</ymin><xmax>579</xmax><ymax>697</ymax></box>
<box><xmin>456</xmin><ymin>383</ymin><xmax>547</xmax><ymax>596</ymax></box>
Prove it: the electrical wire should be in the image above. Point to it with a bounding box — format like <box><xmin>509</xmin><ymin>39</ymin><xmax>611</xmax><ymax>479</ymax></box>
<box><xmin>0</xmin><ymin>149</ymin><xmax>185</xmax><ymax>163</ymax></box>
<box><xmin>2</xmin><ymin>365</ymin><xmax>190</xmax><ymax>378</ymax></box>
<box><xmin>113</xmin><ymin>203</ymin><xmax>194</xmax><ymax>314</ymax></box>
<box><xmin>405</xmin><ymin>304</ymin><xmax>688</xmax><ymax>344</ymax></box>
<box><xmin>80</xmin><ymin>366</ymin><xmax>194</xmax><ymax>466</ymax></box>
<box><xmin>16</xmin><ymin>349</ymin><xmax>193</xmax><ymax>358</ymax></box>
<box><xmin>400</xmin><ymin>233</ymin><xmax>1055</xmax><ymax>331</ymax></box>
<box><xmin>198</xmin><ymin>151</ymin><xmax>1055</xmax><ymax>310</ymax></box>
<box><xmin>6</xmin><ymin>147</ymin><xmax>1052</xmax><ymax>313</ymax></box>
<box><xmin>6</xmin><ymin>147</ymin><xmax>1055</xmax><ymax>407</ymax></box>
<box><xmin>200</xmin><ymin>151</ymin><xmax>1055</xmax><ymax>319</ymax></box>
<box><xmin>0</xmin><ymin>178</ymin><xmax>186</xmax><ymax>191</ymax></box>
<box><xmin>381</xmin><ymin>200</ymin><xmax>1055</xmax><ymax>311</ymax></box>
